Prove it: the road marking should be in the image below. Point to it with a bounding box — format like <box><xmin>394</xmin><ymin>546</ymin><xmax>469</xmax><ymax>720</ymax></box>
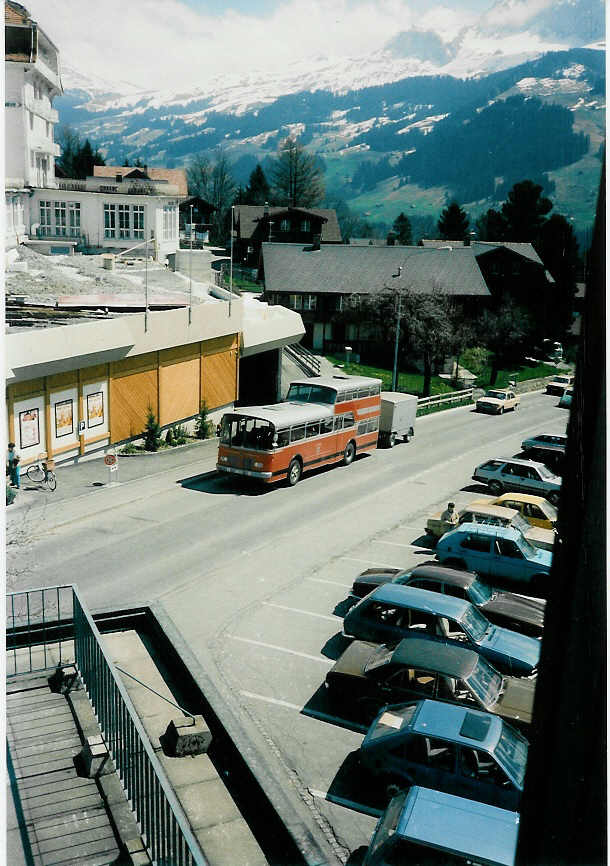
<box><xmin>307</xmin><ymin>577</ymin><xmax>353</xmax><ymax>589</ymax></box>
<box><xmin>309</xmin><ymin>789</ymin><xmax>383</xmax><ymax>817</ymax></box>
<box><xmin>240</xmin><ymin>691</ymin><xmax>302</xmax><ymax>711</ymax></box>
<box><xmin>341</xmin><ymin>556</ymin><xmax>403</xmax><ymax>568</ymax></box>
<box><xmin>263</xmin><ymin>602</ymin><xmax>341</xmax><ymax>622</ymax></box>
<box><xmin>373</xmin><ymin>540</ymin><xmax>429</xmax><ymax>550</ymax></box>
<box><xmin>228</xmin><ymin>635</ymin><xmax>334</xmax><ymax>665</ymax></box>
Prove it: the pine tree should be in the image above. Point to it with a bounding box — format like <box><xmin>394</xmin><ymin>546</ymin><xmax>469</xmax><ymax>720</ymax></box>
<box><xmin>437</xmin><ymin>201</ymin><xmax>470</xmax><ymax>241</ymax></box>
<box><xmin>143</xmin><ymin>407</ymin><xmax>161</xmax><ymax>452</ymax></box>
<box><xmin>271</xmin><ymin>137</ymin><xmax>324</xmax><ymax>207</ymax></box>
<box><xmin>245</xmin><ymin>164</ymin><xmax>271</xmax><ymax>205</ymax></box>
<box><xmin>501</xmin><ymin>180</ymin><xmax>553</xmax><ymax>242</ymax></box>
<box><xmin>392</xmin><ymin>212</ymin><xmax>413</xmax><ymax>245</ymax></box>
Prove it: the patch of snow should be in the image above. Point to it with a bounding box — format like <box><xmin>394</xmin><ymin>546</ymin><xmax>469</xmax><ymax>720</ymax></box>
<box><xmin>515</xmin><ymin>76</ymin><xmax>590</xmax><ymax>95</ymax></box>
<box><xmin>561</xmin><ymin>63</ymin><xmax>586</xmax><ymax>78</ymax></box>
<box><xmin>397</xmin><ymin>113</ymin><xmax>448</xmax><ymax>134</ymax></box>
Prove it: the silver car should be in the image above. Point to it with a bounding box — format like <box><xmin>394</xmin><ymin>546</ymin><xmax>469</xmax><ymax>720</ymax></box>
<box><xmin>472</xmin><ymin>457</ymin><xmax>561</xmax><ymax>505</ymax></box>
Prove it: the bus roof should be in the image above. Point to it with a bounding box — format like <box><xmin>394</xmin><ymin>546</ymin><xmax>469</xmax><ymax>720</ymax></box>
<box><xmin>289</xmin><ymin>375</ymin><xmax>382</xmax><ymax>392</ymax></box>
<box><xmin>227</xmin><ymin>402</ymin><xmax>334</xmax><ymax>428</ymax></box>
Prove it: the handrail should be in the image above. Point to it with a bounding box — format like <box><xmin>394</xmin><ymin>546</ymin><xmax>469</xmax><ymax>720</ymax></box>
<box><xmin>417</xmin><ymin>388</ymin><xmax>474</xmax><ymax>409</ymax></box>
<box><xmin>284</xmin><ymin>343</ymin><xmax>321</xmax><ymax>377</ymax></box>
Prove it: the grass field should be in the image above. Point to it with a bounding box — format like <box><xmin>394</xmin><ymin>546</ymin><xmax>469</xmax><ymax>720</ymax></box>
<box><xmin>326</xmin><ymin>356</ymin><xmax>455</xmax><ymax>396</ymax></box>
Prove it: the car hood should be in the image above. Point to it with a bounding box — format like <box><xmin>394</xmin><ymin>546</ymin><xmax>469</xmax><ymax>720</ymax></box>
<box><xmin>328</xmin><ymin>641</ymin><xmax>381</xmax><ymax>679</ymax></box>
<box><xmin>483</xmin><ymin>593</ymin><xmax>546</xmax><ymax>630</ymax></box>
<box><xmin>477</xmin><ymin>397</ymin><xmax>502</xmax><ymax>405</ymax></box>
<box><xmin>497</xmin><ymin>677</ymin><xmax>536</xmax><ymax>725</ymax></box>
<box><xmin>480</xmin><ymin>627</ymin><xmax>541</xmax><ymax>672</ymax></box>
<box><xmin>524</xmin><ymin>527</ymin><xmax>555</xmax><ymax>551</ymax></box>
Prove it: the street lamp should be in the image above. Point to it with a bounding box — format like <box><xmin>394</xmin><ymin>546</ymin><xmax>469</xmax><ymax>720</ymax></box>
<box><xmin>391</xmin><ymin>266</ymin><xmax>403</xmax><ymax>392</ymax></box>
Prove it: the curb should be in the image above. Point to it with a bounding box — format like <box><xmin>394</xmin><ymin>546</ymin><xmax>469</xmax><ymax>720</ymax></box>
<box><xmin>118</xmin><ymin>438</ymin><xmax>219</xmax><ymax>457</ymax></box>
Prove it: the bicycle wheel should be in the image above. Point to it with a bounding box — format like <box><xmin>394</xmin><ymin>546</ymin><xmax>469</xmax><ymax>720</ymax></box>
<box><xmin>26</xmin><ymin>464</ymin><xmax>45</xmax><ymax>483</ymax></box>
<box><xmin>46</xmin><ymin>471</ymin><xmax>57</xmax><ymax>492</ymax></box>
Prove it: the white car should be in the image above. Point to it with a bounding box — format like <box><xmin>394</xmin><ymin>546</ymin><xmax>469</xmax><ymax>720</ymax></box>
<box><xmin>476</xmin><ymin>389</ymin><xmax>520</xmax><ymax>415</ymax></box>
<box><xmin>546</xmin><ymin>373</ymin><xmax>575</xmax><ymax>396</ymax></box>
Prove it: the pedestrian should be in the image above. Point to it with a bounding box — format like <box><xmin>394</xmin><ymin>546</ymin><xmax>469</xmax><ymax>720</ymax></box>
<box><xmin>7</xmin><ymin>442</ymin><xmax>20</xmax><ymax>489</ymax></box>
<box><xmin>440</xmin><ymin>501</ymin><xmax>458</xmax><ymax>525</ymax></box>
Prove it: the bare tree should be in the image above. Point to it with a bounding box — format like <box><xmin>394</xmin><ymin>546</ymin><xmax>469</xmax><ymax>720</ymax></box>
<box><xmin>270</xmin><ymin>137</ymin><xmax>324</xmax><ymax>207</ymax></box>
<box><xmin>186</xmin><ymin>153</ymin><xmax>212</xmax><ymax>198</ymax></box>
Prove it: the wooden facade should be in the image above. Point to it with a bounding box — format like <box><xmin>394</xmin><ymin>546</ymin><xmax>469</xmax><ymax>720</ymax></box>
<box><xmin>6</xmin><ymin>334</ymin><xmax>239</xmax><ymax>465</ymax></box>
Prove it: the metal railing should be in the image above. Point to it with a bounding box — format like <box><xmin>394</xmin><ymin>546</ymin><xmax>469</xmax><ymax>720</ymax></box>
<box><xmin>284</xmin><ymin>343</ymin><xmax>321</xmax><ymax>377</ymax></box>
<box><xmin>6</xmin><ymin>586</ymin><xmax>209</xmax><ymax>866</ymax></box>
<box><xmin>417</xmin><ymin>387</ymin><xmax>474</xmax><ymax>412</ymax></box>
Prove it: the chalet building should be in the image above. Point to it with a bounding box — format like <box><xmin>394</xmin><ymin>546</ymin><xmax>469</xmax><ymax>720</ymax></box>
<box><xmin>262</xmin><ymin>241</ymin><xmax>554</xmax><ymax>355</ymax></box>
<box><xmin>233</xmin><ymin>205</ymin><xmax>342</xmax><ymax>266</ymax></box>
<box><xmin>178</xmin><ymin>196</ymin><xmax>216</xmax><ymax>246</ymax></box>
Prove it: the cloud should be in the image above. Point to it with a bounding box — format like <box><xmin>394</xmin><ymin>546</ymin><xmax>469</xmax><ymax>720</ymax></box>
<box><xmin>23</xmin><ymin>0</ymin><xmax>480</xmax><ymax>89</ymax></box>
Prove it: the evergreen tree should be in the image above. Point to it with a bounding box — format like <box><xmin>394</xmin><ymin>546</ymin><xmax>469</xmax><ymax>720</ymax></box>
<box><xmin>270</xmin><ymin>137</ymin><xmax>324</xmax><ymax>207</ymax></box>
<box><xmin>143</xmin><ymin>407</ymin><xmax>161</xmax><ymax>452</ymax></box>
<box><xmin>244</xmin><ymin>164</ymin><xmax>271</xmax><ymax>205</ymax></box>
<box><xmin>392</xmin><ymin>212</ymin><xmax>413</xmax><ymax>245</ymax></box>
<box><xmin>475</xmin><ymin>208</ymin><xmax>507</xmax><ymax>242</ymax></box>
<box><xmin>501</xmin><ymin>180</ymin><xmax>552</xmax><ymax>241</ymax></box>
<box><xmin>56</xmin><ymin>127</ymin><xmax>105</xmax><ymax>179</ymax></box>
<box><xmin>536</xmin><ymin>214</ymin><xmax>580</xmax><ymax>339</ymax></box>
<box><xmin>437</xmin><ymin>202</ymin><xmax>469</xmax><ymax>240</ymax></box>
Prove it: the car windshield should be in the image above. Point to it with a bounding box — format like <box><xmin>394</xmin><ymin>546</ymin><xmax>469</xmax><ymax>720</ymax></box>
<box><xmin>555</xmin><ymin>377</ymin><xmax>570</xmax><ymax>385</ymax></box>
<box><xmin>494</xmin><ymin>725</ymin><xmax>528</xmax><ymax>788</ymax></box>
<box><xmin>459</xmin><ymin>605</ymin><xmax>490</xmax><ymax>642</ymax></box>
<box><xmin>364</xmin><ymin>647</ymin><xmax>394</xmax><ymax>673</ymax></box>
<box><xmin>368</xmin><ymin>705</ymin><xmax>417</xmax><ymax>741</ymax></box>
<box><xmin>220</xmin><ymin>415</ymin><xmax>275</xmax><ymax>450</ymax></box>
<box><xmin>468</xmin><ymin>579</ymin><xmax>493</xmax><ymax>605</ymax></box>
<box><xmin>541</xmin><ymin>501</ymin><xmax>558</xmax><ymax>521</ymax></box>
<box><xmin>464</xmin><ymin>656</ymin><xmax>504</xmax><ymax>708</ymax></box>
<box><xmin>486</xmin><ymin>390</ymin><xmax>506</xmax><ymax>400</ymax></box>
<box><xmin>511</xmin><ymin>514</ymin><xmax>531</xmax><ymax>535</ymax></box>
<box><xmin>286</xmin><ymin>384</ymin><xmax>337</xmax><ymax>404</ymax></box>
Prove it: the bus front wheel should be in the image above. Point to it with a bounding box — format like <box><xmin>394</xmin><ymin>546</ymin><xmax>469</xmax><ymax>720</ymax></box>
<box><xmin>288</xmin><ymin>458</ymin><xmax>302</xmax><ymax>486</ymax></box>
<box><xmin>343</xmin><ymin>441</ymin><xmax>356</xmax><ymax>466</ymax></box>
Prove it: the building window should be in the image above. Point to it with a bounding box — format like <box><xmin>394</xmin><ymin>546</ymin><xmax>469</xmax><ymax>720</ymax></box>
<box><xmin>40</xmin><ymin>201</ymin><xmax>52</xmax><ymax>236</ymax></box>
<box><xmin>54</xmin><ymin>201</ymin><xmax>67</xmax><ymax>236</ymax></box>
<box><xmin>300</xmin><ymin>219</ymin><xmax>310</xmax><ymax>233</ymax></box>
<box><xmin>104</xmin><ymin>203</ymin><xmax>116</xmax><ymax>238</ymax></box>
<box><xmin>133</xmin><ymin>205</ymin><xmax>144</xmax><ymax>239</ymax></box>
<box><xmin>163</xmin><ymin>204</ymin><xmax>177</xmax><ymax>241</ymax></box>
<box><xmin>30</xmin><ymin>151</ymin><xmax>35</xmax><ymax>168</ymax></box>
<box><xmin>289</xmin><ymin>294</ymin><xmax>303</xmax><ymax>310</ymax></box>
<box><xmin>118</xmin><ymin>204</ymin><xmax>130</xmax><ymax>239</ymax></box>
<box><xmin>29</xmin><ymin>111</ymin><xmax>34</xmax><ymax>130</ymax></box>
<box><xmin>280</xmin><ymin>219</ymin><xmax>290</xmax><ymax>232</ymax></box>
<box><xmin>303</xmin><ymin>294</ymin><xmax>317</xmax><ymax>311</ymax></box>
<box><xmin>68</xmin><ymin>202</ymin><xmax>80</xmax><ymax>237</ymax></box>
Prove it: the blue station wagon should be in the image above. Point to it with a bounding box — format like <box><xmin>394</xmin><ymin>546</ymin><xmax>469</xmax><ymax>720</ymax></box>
<box><xmin>436</xmin><ymin>523</ymin><xmax>552</xmax><ymax>595</ymax></box>
<box><xmin>359</xmin><ymin>698</ymin><xmax>527</xmax><ymax>811</ymax></box>
<box><xmin>342</xmin><ymin>584</ymin><xmax>540</xmax><ymax>676</ymax></box>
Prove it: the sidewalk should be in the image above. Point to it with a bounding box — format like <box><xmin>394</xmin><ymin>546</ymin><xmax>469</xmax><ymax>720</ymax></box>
<box><xmin>8</xmin><ymin>437</ymin><xmax>220</xmax><ymax>512</ymax></box>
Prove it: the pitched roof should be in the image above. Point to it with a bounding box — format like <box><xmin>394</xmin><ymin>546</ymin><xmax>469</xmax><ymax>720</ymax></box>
<box><xmin>262</xmin><ymin>243</ymin><xmax>491</xmax><ymax>297</ymax></box>
<box><xmin>93</xmin><ymin>165</ymin><xmax>188</xmax><ymax>196</ymax></box>
<box><xmin>234</xmin><ymin>205</ymin><xmax>342</xmax><ymax>243</ymax></box>
<box><xmin>473</xmin><ymin>241</ymin><xmax>544</xmax><ymax>266</ymax></box>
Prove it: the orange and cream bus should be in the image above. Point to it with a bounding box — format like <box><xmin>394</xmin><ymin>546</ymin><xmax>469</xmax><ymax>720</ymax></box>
<box><xmin>217</xmin><ymin>375</ymin><xmax>382</xmax><ymax>485</ymax></box>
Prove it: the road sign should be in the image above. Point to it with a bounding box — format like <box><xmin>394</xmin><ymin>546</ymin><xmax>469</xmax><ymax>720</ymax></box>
<box><xmin>109</xmin><ymin>463</ymin><xmax>118</xmax><ymax>472</ymax></box>
<box><xmin>104</xmin><ymin>454</ymin><xmax>117</xmax><ymax>467</ymax></box>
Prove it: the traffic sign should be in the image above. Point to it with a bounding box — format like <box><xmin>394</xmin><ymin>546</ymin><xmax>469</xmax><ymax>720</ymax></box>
<box><xmin>104</xmin><ymin>454</ymin><xmax>117</xmax><ymax>466</ymax></box>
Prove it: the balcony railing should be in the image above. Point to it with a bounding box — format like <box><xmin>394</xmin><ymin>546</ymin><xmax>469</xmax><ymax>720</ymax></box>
<box><xmin>36</xmin><ymin>227</ymin><xmax>81</xmax><ymax>240</ymax></box>
<box><xmin>6</xmin><ymin>585</ymin><xmax>209</xmax><ymax>866</ymax></box>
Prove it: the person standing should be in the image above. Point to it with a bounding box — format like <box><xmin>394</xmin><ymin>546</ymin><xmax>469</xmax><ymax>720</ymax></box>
<box><xmin>7</xmin><ymin>442</ymin><xmax>20</xmax><ymax>489</ymax></box>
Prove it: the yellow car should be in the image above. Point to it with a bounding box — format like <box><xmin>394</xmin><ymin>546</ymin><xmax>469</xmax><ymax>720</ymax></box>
<box><xmin>426</xmin><ymin>502</ymin><xmax>555</xmax><ymax>550</ymax></box>
<box><xmin>475</xmin><ymin>388</ymin><xmax>520</xmax><ymax>415</ymax></box>
<box><xmin>471</xmin><ymin>492</ymin><xmax>557</xmax><ymax>530</ymax></box>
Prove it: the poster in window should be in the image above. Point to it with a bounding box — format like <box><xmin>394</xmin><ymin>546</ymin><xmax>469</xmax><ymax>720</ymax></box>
<box><xmin>87</xmin><ymin>392</ymin><xmax>104</xmax><ymax>428</ymax></box>
<box><xmin>19</xmin><ymin>408</ymin><xmax>40</xmax><ymax>449</ymax></box>
<box><xmin>55</xmin><ymin>399</ymin><xmax>73</xmax><ymax>438</ymax></box>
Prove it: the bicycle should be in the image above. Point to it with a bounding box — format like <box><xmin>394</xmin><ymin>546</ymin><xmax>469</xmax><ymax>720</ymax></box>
<box><xmin>26</xmin><ymin>457</ymin><xmax>57</xmax><ymax>491</ymax></box>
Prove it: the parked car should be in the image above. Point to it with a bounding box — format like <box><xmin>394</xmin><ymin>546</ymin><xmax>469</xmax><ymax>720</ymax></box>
<box><xmin>326</xmin><ymin>636</ymin><xmax>535</xmax><ymax>728</ymax></box>
<box><xmin>476</xmin><ymin>389</ymin><xmax>520</xmax><ymax>415</ymax></box>
<box><xmin>358</xmin><ymin>699</ymin><xmax>527</xmax><ymax>810</ymax></box>
<box><xmin>426</xmin><ymin>502</ymin><xmax>555</xmax><ymax>551</ymax></box>
<box><xmin>350</xmin><ymin>561</ymin><xmax>545</xmax><ymax>637</ymax></box>
<box><xmin>558</xmin><ymin>386</ymin><xmax>573</xmax><ymax>408</ymax></box>
<box><xmin>472</xmin><ymin>457</ymin><xmax>561</xmax><ymax>505</ymax></box>
<box><xmin>436</xmin><ymin>524</ymin><xmax>552</xmax><ymax>595</ymax></box>
<box><xmin>545</xmin><ymin>373</ymin><xmax>575</xmax><ymax>396</ymax></box>
<box><xmin>520</xmin><ymin>445</ymin><xmax>565</xmax><ymax>477</ymax></box>
<box><xmin>471</xmin><ymin>493</ymin><xmax>557</xmax><ymax>530</ymax></box>
<box><xmin>362</xmin><ymin>787</ymin><xmax>520</xmax><ymax>866</ymax></box>
<box><xmin>378</xmin><ymin>392</ymin><xmax>417</xmax><ymax>447</ymax></box>
<box><xmin>521</xmin><ymin>433</ymin><xmax>567</xmax><ymax>453</ymax></box>
<box><xmin>342</xmin><ymin>584</ymin><xmax>540</xmax><ymax>676</ymax></box>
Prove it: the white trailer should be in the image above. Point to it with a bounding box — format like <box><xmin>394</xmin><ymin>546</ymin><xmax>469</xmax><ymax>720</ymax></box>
<box><xmin>379</xmin><ymin>392</ymin><xmax>418</xmax><ymax>447</ymax></box>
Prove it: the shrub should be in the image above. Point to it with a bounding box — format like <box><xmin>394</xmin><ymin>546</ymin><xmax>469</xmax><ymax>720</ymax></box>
<box><xmin>120</xmin><ymin>442</ymin><xmax>140</xmax><ymax>454</ymax></box>
<box><xmin>143</xmin><ymin>407</ymin><xmax>162</xmax><ymax>452</ymax></box>
<box><xmin>460</xmin><ymin>346</ymin><xmax>489</xmax><ymax>376</ymax></box>
<box><xmin>171</xmin><ymin>423</ymin><xmax>188</xmax><ymax>445</ymax></box>
<box><xmin>195</xmin><ymin>402</ymin><xmax>214</xmax><ymax>440</ymax></box>
<box><xmin>165</xmin><ymin>427</ymin><xmax>174</xmax><ymax>446</ymax></box>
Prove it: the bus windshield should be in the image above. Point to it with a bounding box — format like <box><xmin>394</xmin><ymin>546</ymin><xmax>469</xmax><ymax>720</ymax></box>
<box><xmin>286</xmin><ymin>383</ymin><xmax>337</xmax><ymax>404</ymax></box>
<box><xmin>220</xmin><ymin>415</ymin><xmax>275</xmax><ymax>450</ymax></box>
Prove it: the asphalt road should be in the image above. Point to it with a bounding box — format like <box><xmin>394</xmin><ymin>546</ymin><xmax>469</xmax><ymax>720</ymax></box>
<box><xmin>7</xmin><ymin>390</ymin><xmax>568</xmax><ymax>863</ymax></box>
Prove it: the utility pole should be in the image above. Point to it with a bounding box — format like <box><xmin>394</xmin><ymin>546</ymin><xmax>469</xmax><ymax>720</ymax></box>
<box><xmin>189</xmin><ymin>203</ymin><xmax>193</xmax><ymax>325</ymax></box>
<box><xmin>229</xmin><ymin>205</ymin><xmax>234</xmax><ymax>318</ymax></box>
<box><xmin>391</xmin><ymin>266</ymin><xmax>403</xmax><ymax>391</ymax></box>
<box><xmin>144</xmin><ymin>234</ymin><xmax>148</xmax><ymax>333</ymax></box>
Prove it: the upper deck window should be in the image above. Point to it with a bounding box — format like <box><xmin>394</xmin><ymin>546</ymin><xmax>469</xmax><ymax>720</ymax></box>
<box><xmin>286</xmin><ymin>384</ymin><xmax>337</xmax><ymax>404</ymax></box>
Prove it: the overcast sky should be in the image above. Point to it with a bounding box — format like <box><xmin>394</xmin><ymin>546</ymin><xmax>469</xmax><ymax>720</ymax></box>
<box><xmin>25</xmin><ymin>0</ymin><xmax>564</xmax><ymax>91</ymax></box>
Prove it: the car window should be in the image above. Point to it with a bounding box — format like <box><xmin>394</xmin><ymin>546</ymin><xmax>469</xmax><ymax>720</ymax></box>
<box><xmin>426</xmin><ymin>738</ymin><xmax>456</xmax><ymax>771</ymax></box>
<box><xmin>480</xmin><ymin>460</ymin><xmax>503</xmax><ymax>470</ymax></box>
<box><xmin>503</xmin><ymin>500</ymin><xmax>522</xmax><ymax>513</ymax></box>
<box><xmin>409</xmin><ymin>578</ymin><xmax>439</xmax><ymax>592</ymax></box>
<box><xmin>444</xmin><ymin>584</ymin><xmax>467</xmax><ymax>600</ymax></box>
<box><xmin>408</xmin><ymin>610</ymin><xmax>436</xmax><ymax>630</ymax></box>
<box><xmin>365</xmin><ymin>603</ymin><xmax>403</xmax><ymax>626</ymax></box>
<box><xmin>504</xmin><ymin>464</ymin><xmax>526</xmax><ymax>478</ymax></box>
<box><xmin>496</xmin><ymin>539</ymin><xmax>524</xmax><ymax>559</ymax></box>
<box><xmin>460</xmin><ymin>534</ymin><xmax>490</xmax><ymax>553</ymax></box>
<box><xmin>460</xmin><ymin>747</ymin><xmax>507</xmax><ymax>787</ymax></box>
<box><xmin>386</xmin><ymin>669</ymin><xmax>416</xmax><ymax>691</ymax></box>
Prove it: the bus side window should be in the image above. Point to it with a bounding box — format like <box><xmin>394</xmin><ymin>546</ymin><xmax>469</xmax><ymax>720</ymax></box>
<box><xmin>321</xmin><ymin>418</ymin><xmax>334</xmax><ymax>435</ymax></box>
<box><xmin>291</xmin><ymin>425</ymin><xmax>306</xmax><ymax>442</ymax></box>
<box><xmin>306</xmin><ymin>422</ymin><xmax>320</xmax><ymax>438</ymax></box>
<box><xmin>334</xmin><ymin>416</ymin><xmax>344</xmax><ymax>431</ymax></box>
<box><xmin>343</xmin><ymin>413</ymin><xmax>355</xmax><ymax>428</ymax></box>
<box><xmin>276</xmin><ymin>429</ymin><xmax>290</xmax><ymax>447</ymax></box>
